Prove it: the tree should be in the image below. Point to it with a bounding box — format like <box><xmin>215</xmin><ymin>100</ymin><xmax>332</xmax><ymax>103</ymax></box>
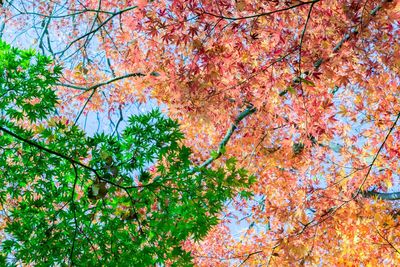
<box><xmin>1</xmin><ymin>0</ymin><xmax>400</xmax><ymax>265</ymax></box>
<box><xmin>0</xmin><ymin>40</ymin><xmax>254</xmax><ymax>265</ymax></box>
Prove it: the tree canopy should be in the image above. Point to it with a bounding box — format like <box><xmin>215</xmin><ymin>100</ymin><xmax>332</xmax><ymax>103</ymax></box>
<box><xmin>0</xmin><ymin>40</ymin><xmax>253</xmax><ymax>265</ymax></box>
<box><xmin>1</xmin><ymin>0</ymin><xmax>400</xmax><ymax>265</ymax></box>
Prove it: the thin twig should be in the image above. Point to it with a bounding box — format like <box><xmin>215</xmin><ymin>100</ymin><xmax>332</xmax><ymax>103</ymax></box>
<box><xmin>204</xmin><ymin>0</ymin><xmax>319</xmax><ymax>21</ymax></box>
<box><xmin>376</xmin><ymin>228</ymin><xmax>400</xmax><ymax>254</ymax></box>
<box><xmin>355</xmin><ymin>112</ymin><xmax>400</xmax><ymax>197</ymax></box>
<box><xmin>237</xmin><ymin>250</ymin><xmax>263</xmax><ymax>266</ymax></box>
<box><xmin>56</xmin><ymin>72</ymin><xmax>146</xmax><ymax>91</ymax></box>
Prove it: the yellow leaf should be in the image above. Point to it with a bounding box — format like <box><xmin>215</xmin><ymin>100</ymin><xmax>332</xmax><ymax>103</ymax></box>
<box><xmin>35</xmin><ymin>124</ymin><xmax>46</xmax><ymax>134</ymax></box>
<box><xmin>385</xmin><ymin>179</ymin><xmax>392</xmax><ymax>188</ymax></box>
<box><xmin>236</xmin><ymin>0</ymin><xmax>246</xmax><ymax>11</ymax></box>
<box><xmin>75</xmin><ymin>62</ymin><xmax>83</xmax><ymax>74</ymax></box>
<box><xmin>338</xmin><ymin>105</ymin><xmax>347</xmax><ymax>116</ymax></box>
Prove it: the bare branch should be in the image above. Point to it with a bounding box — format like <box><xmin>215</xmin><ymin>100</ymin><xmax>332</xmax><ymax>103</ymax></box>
<box><xmin>197</xmin><ymin>104</ymin><xmax>256</xmax><ymax>170</ymax></box>
<box><xmin>361</xmin><ymin>190</ymin><xmax>400</xmax><ymax>201</ymax></box>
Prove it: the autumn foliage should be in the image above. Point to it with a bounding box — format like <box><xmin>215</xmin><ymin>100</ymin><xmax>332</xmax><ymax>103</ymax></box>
<box><xmin>1</xmin><ymin>0</ymin><xmax>400</xmax><ymax>265</ymax></box>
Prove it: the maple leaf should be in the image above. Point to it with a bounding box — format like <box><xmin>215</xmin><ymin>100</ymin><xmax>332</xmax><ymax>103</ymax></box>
<box><xmin>137</xmin><ymin>0</ymin><xmax>148</xmax><ymax>9</ymax></box>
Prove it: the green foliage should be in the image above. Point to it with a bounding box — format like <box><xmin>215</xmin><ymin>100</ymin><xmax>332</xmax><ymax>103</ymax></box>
<box><xmin>0</xmin><ymin>40</ymin><xmax>61</xmax><ymax>122</ymax></box>
<box><xmin>0</xmin><ymin>41</ymin><xmax>253</xmax><ymax>266</ymax></box>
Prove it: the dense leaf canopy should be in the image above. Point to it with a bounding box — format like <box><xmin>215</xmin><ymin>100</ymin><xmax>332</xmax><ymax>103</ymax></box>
<box><xmin>0</xmin><ymin>41</ymin><xmax>253</xmax><ymax>265</ymax></box>
<box><xmin>0</xmin><ymin>0</ymin><xmax>400</xmax><ymax>265</ymax></box>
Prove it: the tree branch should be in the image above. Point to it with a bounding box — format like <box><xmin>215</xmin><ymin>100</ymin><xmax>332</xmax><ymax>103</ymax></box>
<box><xmin>56</xmin><ymin>72</ymin><xmax>146</xmax><ymax>91</ymax></box>
<box><xmin>0</xmin><ymin>126</ymin><xmax>96</xmax><ymax>172</ymax></box>
<box><xmin>69</xmin><ymin>163</ymin><xmax>79</xmax><ymax>266</ymax></box>
<box><xmin>56</xmin><ymin>5</ymin><xmax>138</xmax><ymax>57</ymax></box>
<box><xmin>238</xmin><ymin>250</ymin><xmax>263</xmax><ymax>266</ymax></box>
<box><xmin>376</xmin><ymin>228</ymin><xmax>400</xmax><ymax>254</ymax></box>
<box><xmin>315</xmin><ymin>0</ymin><xmax>392</xmax><ymax>69</ymax></box>
<box><xmin>355</xmin><ymin>112</ymin><xmax>400</xmax><ymax>196</ymax></box>
<box><xmin>0</xmin><ymin>125</ymin><xmax>142</xmax><ymax>192</ymax></box>
<box><xmin>204</xmin><ymin>0</ymin><xmax>319</xmax><ymax>21</ymax></box>
<box><xmin>58</xmin><ymin>72</ymin><xmax>149</xmax><ymax>125</ymax></box>
<box><xmin>298</xmin><ymin>1</ymin><xmax>316</xmax><ymax>73</ymax></box>
<box><xmin>196</xmin><ymin>104</ymin><xmax>256</xmax><ymax>170</ymax></box>
<box><xmin>361</xmin><ymin>190</ymin><xmax>400</xmax><ymax>201</ymax></box>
